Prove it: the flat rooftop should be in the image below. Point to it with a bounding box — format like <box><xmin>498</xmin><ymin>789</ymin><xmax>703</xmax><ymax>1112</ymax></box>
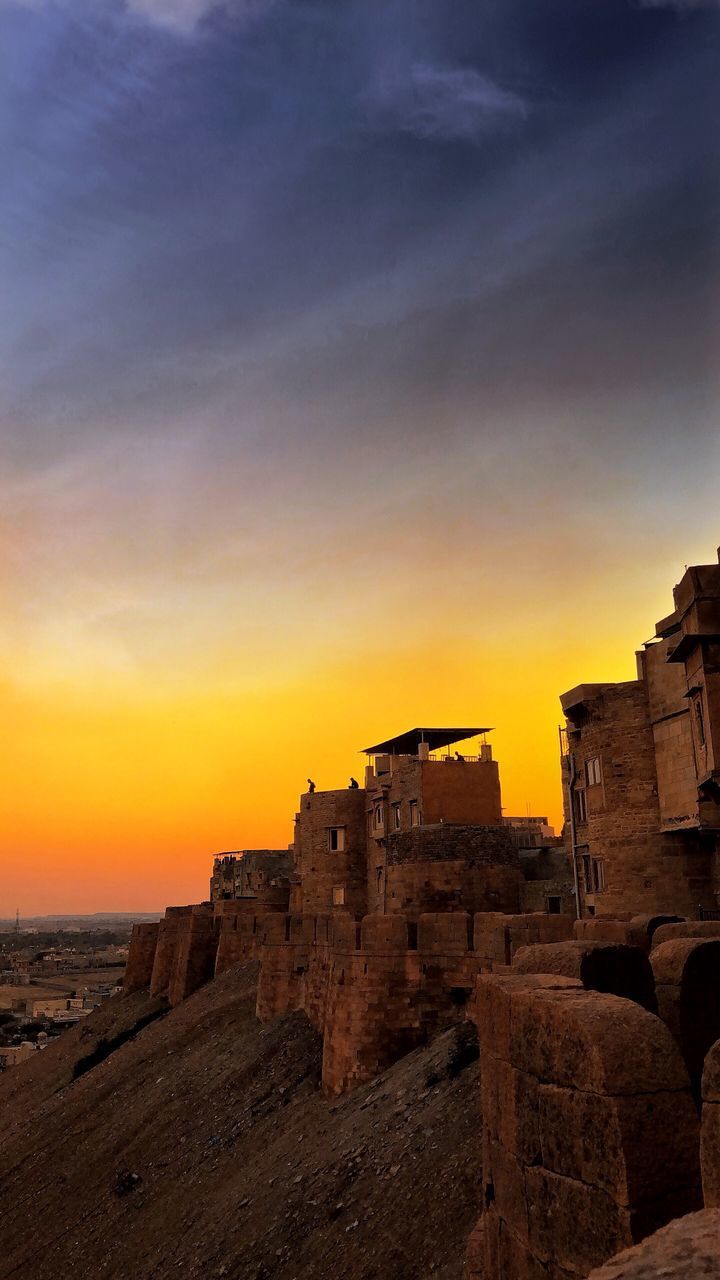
<box><xmin>362</xmin><ymin>727</ymin><xmax>492</xmax><ymax>755</ymax></box>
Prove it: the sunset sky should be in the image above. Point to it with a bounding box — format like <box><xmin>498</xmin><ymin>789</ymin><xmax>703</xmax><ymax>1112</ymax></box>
<box><xmin>1</xmin><ymin>0</ymin><xmax>719</xmax><ymax>914</ymax></box>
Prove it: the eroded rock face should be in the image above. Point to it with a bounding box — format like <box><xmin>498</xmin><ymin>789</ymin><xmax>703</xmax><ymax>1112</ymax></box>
<box><xmin>587</xmin><ymin>1210</ymin><xmax>720</xmax><ymax>1279</ymax></box>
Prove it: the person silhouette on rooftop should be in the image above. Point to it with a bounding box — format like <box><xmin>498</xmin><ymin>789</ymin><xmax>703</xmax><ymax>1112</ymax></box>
<box><xmin>349</xmin><ymin>777</ymin><xmax>359</xmax><ymax>789</ymax></box>
<box><xmin>455</xmin><ymin>751</ymin><xmax>465</xmax><ymax>762</ymax></box>
<box><xmin>307</xmin><ymin>778</ymin><xmax>316</xmax><ymax>793</ymax></box>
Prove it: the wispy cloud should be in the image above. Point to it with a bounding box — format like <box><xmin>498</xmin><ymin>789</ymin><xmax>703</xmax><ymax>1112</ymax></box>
<box><xmin>639</xmin><ymin>0</ymin><xmax>719</xmax><ymax>8</ymax></box>
<box><xmin>124</xmin><ymin>0</ymin><xmax>277</xmax><ymax>32</ymax></box>
<box><xmin>0</xmin><ymin>0</ymin><xmax>278</xmax><ymax>33</ymax></box>
<box><xmin>367</xmin><ymin>63</ymin><xmax>528</xmax><ymax>143</ymax></box>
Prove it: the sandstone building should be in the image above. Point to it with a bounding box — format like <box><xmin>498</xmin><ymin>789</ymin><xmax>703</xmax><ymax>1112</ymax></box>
<box><xmin>291</xmin><ymin>727</ymin><xmax>524</xmax><ymax>920</ymax></box>
<box><xmin>122</xmin><ymin>568</ymin><xmax>720</xmax><ymax>1280</ymax></box>
<box><xmin>561</xmin><ymin>553</ymin><xmax>720</xmax><ymax>918</ymax></box>
<box><xmin>210</xmin><ymin>849</ymin><xmax>292</xmax><ymax>904</ymax></box>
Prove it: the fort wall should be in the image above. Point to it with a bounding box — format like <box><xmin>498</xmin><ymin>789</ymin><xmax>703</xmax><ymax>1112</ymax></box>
<box><xmin>122</xmin><ymin>921</ymin><xmax>159</xmax><ymax>993</ymax></box>
<box><xmin>167</xmin><ymin>905</ymin><xmax>218</xmax><ymax>1007</ymax></box>
<box><xmin>149</xmin><ymin>906</ymin><xmax>194</xmax><ymax>997</ymax></box>
<box><xmin>122</xmin><ymin>901</ymin><xmax>720</xmax><ymax>1278</ymax></box>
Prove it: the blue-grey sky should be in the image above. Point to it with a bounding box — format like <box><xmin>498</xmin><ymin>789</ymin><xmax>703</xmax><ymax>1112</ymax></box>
<box><xmin>1</xmin><ymin>0</ymin><xmax>720</xmax><ymax>909</ymax></box>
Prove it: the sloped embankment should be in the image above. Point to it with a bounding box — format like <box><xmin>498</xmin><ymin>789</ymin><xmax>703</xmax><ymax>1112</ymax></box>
<box><xmin>0</xmin><ymin>963</ymin><xmax>481</xmax><ymax>1280</ymax></box>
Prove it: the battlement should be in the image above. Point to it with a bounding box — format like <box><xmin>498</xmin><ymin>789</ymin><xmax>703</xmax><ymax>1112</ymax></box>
<box><xmin>123</xmin><ymin>900</ymin><xmax>720</xmax><ymax>1275</ymax></box>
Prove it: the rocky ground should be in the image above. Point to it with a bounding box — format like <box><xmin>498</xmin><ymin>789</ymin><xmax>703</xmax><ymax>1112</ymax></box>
<box><xmin>0</xmin><ymin>963</ymin><xmax>482</xmax><ymax>1280</ymax></box>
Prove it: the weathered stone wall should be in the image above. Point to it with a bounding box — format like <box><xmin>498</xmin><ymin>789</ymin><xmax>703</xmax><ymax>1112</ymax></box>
<box><xmin>252</xmin><ymin>909</ymin><xmax>576</xmax><ymax>1094</ymax></box>
<box><xmin>652</xmin><ymin>920</ymin><xmax>720</xmax><ymax>947</ymax></box>
<box><xmin>563</xmin><ymin>681</ymin><xmax>718</xmax><ymax>917</ymax></box>
<box><xmin>293</xmin><ymin>787</ymin><xmax>368</xmax><ymax>918</ymax></box>
<box><xmin>149</xmin><ymin>906</ymin><xmax>194</xmax><ymax>997</ymax></box>
<box><xmin>365</xmin><ymin>755</ymin><xmax>505</xmax><ymax>912</ymax></box>
<box><xmin>520</xmin><ymin>877</ymin><xmax>576</xmax><ymax>915</ymax></box>
<box><xmin>167</xmin><ymin>906</ymin><xmax>218</xmax><ymax>1007</ymax></box>
<box><xmin>642</xmin><ymin>635</ymin><xmax>700</xmax><ymax>830</ymax></box>
<box><xmin>512</xmin><ymin>940</ymin><xmax>657</xmax><ymax>1011</ymax></box>
<box><xmin>381</xmin><ymin>824</ymin><xmax>521</xmax><ymax>919</ymax></box>
<box><xmin>385</xmin><ymin>860</ymin><xmax>521</xmax><ymax>920</ymax></box>
<box><xmin>212</xmin><ymin>896</ymin><xmax>292</xmax><ymax>975</ymax></box>
<box><xmin>319</xmin><ymin>914</ymin><xmax>443</xmax><ymax>1095</ymax></box>
<box><xmin>420</xmin><ymin>758</ymin><xmax>502</xmax><ymax>826</ymax></box>
<box><xmin>386</xmin><ymin>824</ymin><xmax>517</xmax><ymax>867</ymax></box>
<box><xmin>123</xmin><ymin>922</ymin><xmax>160</xmax><ymax>993</ymax></box>
<box><xmin>365</xmin><ymin>756</ymin><xmax>502</xmax><ymax>835</ymax></box>
<box><xmin>574</xmin><ymin>913</ymin><xmax>683</xmax><ymax>952</ymax></box>
<box><xmin>473</xmin><ymin>912</ymin><xmax>575</xmax><ymax>971</ymax></box>
<box><xmin>470</xmin><ymin>973</ymin><xmax>701</xmax><ymax>1278</ymax></box>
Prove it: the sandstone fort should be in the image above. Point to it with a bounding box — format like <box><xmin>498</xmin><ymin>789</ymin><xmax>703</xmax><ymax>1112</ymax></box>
<box><xmin>7</xmin><ymin>552</ymin><xmax>720</xmax><ymax>1278</ymax></box>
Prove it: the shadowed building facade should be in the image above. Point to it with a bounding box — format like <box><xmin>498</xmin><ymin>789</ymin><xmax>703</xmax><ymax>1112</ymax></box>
<box><xmin>561</xmin><ymin>554</ymin><xmax>720</xmax><ymax>918</ymax></box>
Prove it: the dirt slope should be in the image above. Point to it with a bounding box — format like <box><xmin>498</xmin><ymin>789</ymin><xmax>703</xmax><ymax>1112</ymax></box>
<box><xmin>0</xmin><ymin>963</ymin><xmax>481</xmax><ymax>1280</ymax></box>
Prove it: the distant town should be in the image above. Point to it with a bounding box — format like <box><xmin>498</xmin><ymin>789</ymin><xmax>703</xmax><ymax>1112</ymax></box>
<box><xmin>0</xmin><ymin>914</ymin><xmax>159</xmax><ymax>1069</ymax></box>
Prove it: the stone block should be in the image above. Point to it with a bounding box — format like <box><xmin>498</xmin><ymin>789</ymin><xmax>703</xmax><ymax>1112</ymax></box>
<box><xmin>587</xmin><ymin>1210</ymin><xmax>720</xmax><ymax>1280</ymax></box>
<box><xmin>537</xmin><ymin>1084</ymin><xmax>700</xmax><ymax>1207</ymax></box>
<box><xmin>512</xmin><ymin>941</ymin><xmax>656</xmax><ymax>1011</ymax></box>
<box><xmin>525</xmin><ymin>1165</ymin><xmax>632</xmax><ymax>1275</ymax></box>
<box><xmin>360</xmin><ymin>914</ymin><xmax>410</xmax><ymax>950</ymax></box>
<box><xmin>481</xmin><ymin>1051</ymin><xmax>541</xmax><ymax>1165</ymax></box>
<box><xmin>653</xmin><ymin>922</ymin><xmax>720</xmax><ymax>948</ymax></box>
<box><xmin>652</xmin><ymin>939</ymin><xmax>720</xmax><ymax>1095</ymax></box>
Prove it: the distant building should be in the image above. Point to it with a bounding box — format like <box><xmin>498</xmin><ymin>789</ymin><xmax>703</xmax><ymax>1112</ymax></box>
<box><xmin>209</xmin><ymin>849</ymin><xmax>293</xmax><ymax>904</ymax></box>
<box><xmin>560</xmin><ymin>552</ymin><xmax>720</xmax><ymax>918</ymax></box>
<box><xmin>503</xmin><ymin>815</ymin><xmax>558</xmax><ymax>849</ymax></box>
<box><xmin>0</xmin><ymin>1042</ymin><xmax>37</xmax><ymax>1070</ymax></box>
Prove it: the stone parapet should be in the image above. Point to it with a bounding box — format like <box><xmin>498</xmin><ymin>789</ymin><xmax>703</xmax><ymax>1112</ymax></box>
<box><xmin>512</xmin><ymin>940</ymin><xmax>657</xmax><ymax>1012</ymax></box>
<box><xmin>469</xmin><ymin>973</ymin><xmax>701</xmax><ymax>1278</ymax></box>
<box><xmin>652</xmin><ymin>938</ymin><xmax>720</xmax><ymax>1099</ymax></box>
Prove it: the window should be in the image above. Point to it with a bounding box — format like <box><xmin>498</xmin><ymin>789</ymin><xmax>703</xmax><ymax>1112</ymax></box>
<box><xmin>582</xmin><ymin>855</ymin><xmax>604</xmax><ymax>893</ymax></box>
<box><xmin>695</xmin><ymin>695</ymin><xmax>706</xmax><ymax>748</ymax></box>
<box><xmin>574</xmin><ymin>788</ymin><xmax>587</xmax><ymax>824</ymax></box>
<box><xmin>374</xmin><ymin>804</ymin><xmax>384</xmax><ymax>832</ymax></box>
<box><xmin>547</xmin><ymin>896</ymin><xmax>561</xmax><ymax>915</ymax></box>
<box><xmin>585</xmin><ymin>757</ymin><xmax>602</xmax><ymax>787</ymax></box>
<box><xmin>582</xmin><ymin>854</ymin><xmax>592</xmax><ymax>893</ymax></box>
<box><xmin>392</xmin><ymin>802</ymin><xmax>401</xmax><ymax>830</ymax></box>
<box><xmin>332</xmin><ymin>886</ymin><xmax>345</xmax><ymax>907</ymax></box>
<box><xmin>328</xmin><ymin>827</ymin><xmax>345</xmax><ymax>852</ymax></box>
<box><xmin>409</xmin><ymin>800</ymin><xmax>420</xmax><ymax>827</ymax></box>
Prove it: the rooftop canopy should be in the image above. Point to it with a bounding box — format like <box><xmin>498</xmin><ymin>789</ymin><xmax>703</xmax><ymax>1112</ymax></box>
<box><xmin>361</xmin><ymin>727</ymin><xmax>492</xmax><ymax>756</ymax></box>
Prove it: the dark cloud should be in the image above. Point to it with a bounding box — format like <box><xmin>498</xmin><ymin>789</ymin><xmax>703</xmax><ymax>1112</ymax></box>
<box><xmin>0</xmin><ymin>0</ymin><xmax>718</xmax><ymax>471</ymax></box>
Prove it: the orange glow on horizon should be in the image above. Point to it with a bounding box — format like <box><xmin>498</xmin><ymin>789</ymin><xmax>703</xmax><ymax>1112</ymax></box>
<box><xmin>0</xmin><ymin>593</ymin><xmax>674</xmax><ymax>916</ymax></box>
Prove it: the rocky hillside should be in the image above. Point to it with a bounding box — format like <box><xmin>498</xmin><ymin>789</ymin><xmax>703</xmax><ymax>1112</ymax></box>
<box><xmin>0</xmin><ymin>963</ymin><xmax>481</xmax><ymax>1280</ymax></box>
